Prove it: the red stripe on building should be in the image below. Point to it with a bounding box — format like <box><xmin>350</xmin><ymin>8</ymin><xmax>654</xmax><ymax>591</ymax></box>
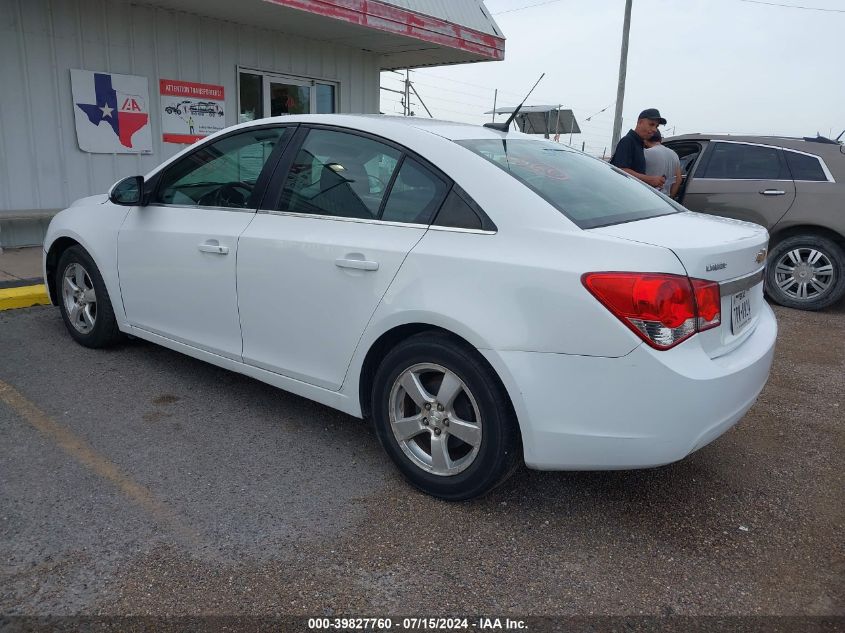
<box><xmin>263</xmin><ymin>0</ymin><xmax>505</xmax><ymax>60</ymax></box>
<box><xmin>163</xmin><ymin>133</ymin><xmax>204</xmax><ymax>144</ymax></box>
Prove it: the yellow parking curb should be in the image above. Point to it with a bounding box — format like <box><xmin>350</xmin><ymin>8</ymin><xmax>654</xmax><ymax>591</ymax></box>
<box><xmin>0</xmin><ymin>284</ymin><xmax>51</xmax><ymax>311</ymax></box>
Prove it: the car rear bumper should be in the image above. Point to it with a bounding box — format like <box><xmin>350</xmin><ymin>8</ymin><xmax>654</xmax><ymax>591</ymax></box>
<box><xmin>482</xmin><ymin>301</ymin><xmax>777</xmax><ymax>470</ymax></box>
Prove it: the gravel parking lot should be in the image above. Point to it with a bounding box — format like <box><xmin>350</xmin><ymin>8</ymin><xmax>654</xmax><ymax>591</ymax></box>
<box><xmin>1</xmin><ymin>301</ymin><xmax>842</xmax><ymax>619</ymax></box>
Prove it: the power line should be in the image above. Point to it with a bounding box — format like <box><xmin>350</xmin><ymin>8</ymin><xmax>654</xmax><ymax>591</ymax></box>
<box><xmin>393</xmin><ymin>71</ymin><xmax>506</xmax><ymax>98</ymax></box>
<box><xmin>389</xmin><ymin>80</ymin><xmax>493</xmax><ymax>108</ymax></box>
<box><xmin>492</xmin><ymin>0</ymin><xmax>567</xmax><ymax>16</ymax></box>
<box><xmin>404</xmin><ymin>79</ymin><xmax>496</xmax><ymax>104</ymax></box>
<box><xmin>395</xmin><ymin>70</ymin><xmax>610</xmax><ymax>113</ymax></box>
<box><xmin>404</xmin><ymin>91</ymin><xmax>491</xmax><ymax>110</ymax></box>
<box><xmin>738</xmin><ymin>0</ymin><xmax>845</xmax><ymax>12</ymax></box>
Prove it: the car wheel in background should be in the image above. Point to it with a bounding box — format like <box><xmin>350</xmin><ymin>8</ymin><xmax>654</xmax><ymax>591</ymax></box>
<box><xmin>371</xmin><ymin>332</ymin><xmax>521</xmax><ymax>501</ymax></box>
<box><xmin>56</xmin><ymin>245</ymin><xmax>123</xmax><ymax>348</ymax></box>
<box><xmin>765</xmin><ymin>235</ymin><xmax>845</xmax><ymax>311</ymax></box>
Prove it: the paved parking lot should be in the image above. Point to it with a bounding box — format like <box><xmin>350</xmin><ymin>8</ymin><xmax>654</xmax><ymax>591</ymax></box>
<box><xmin>1</xmin><ymin>301</ymin><xmax>843</xmax><ymax>617</ymax></box>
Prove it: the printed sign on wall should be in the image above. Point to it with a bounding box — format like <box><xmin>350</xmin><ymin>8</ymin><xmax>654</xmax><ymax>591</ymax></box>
<box><xmin>71</xmin><ymin>69</ymin><xmax>152</xmax><ymax>153</ymax></box>
<box><xmin>160</xmin><ymin>79</ymin><xmax>226</xmax><ymax>144</ymax></box>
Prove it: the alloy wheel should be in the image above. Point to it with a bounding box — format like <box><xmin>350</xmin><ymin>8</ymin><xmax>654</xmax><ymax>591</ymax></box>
<box><xmin>773</xmin><ymin>247</ymin><xmax>835</xmax><ymax>302</ymax></box>
<box><xmin>61</xmin><ymin>262</ymin><xmax>97</xmax><ymax>334</ymax></box>
<box><xmin>388</xmin><ymin>363</ymin><xmax>483</xmax><ymax>477</ymax></box>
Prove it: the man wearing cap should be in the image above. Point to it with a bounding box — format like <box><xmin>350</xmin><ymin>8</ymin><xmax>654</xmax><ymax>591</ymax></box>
<box><xmin>645</xmin><ymin>130</ymin><xmax>682</xmax><ymax>198</ymax></box>
<box><xmin>610</xmin><ymin>108</ymin><xmax>667</xmax><ymax>189</ymax></box>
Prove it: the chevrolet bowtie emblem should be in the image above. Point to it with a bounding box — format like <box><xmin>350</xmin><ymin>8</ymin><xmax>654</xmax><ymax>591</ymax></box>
<box><xmin>755</xmin><ymin>249</ymin><xmax>767</xmax><ymax>264</ymax></box>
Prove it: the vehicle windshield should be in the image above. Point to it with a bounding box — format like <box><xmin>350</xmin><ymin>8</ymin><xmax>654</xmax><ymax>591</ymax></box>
<box><xmin>456</xmin><ymin>138</ymin><xmax>679</xmax><ymax>229</ymax></box>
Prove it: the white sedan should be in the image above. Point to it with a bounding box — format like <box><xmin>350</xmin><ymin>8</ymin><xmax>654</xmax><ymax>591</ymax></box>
<box><xmin>43</xmin><ymin>115</ymin><xmax>777</xmax><ymax>500</ymax></box>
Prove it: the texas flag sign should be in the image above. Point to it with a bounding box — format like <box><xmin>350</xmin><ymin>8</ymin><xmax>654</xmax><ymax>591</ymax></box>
<box><xmin>70</xmin><ymin>69</ymin><xmax>153</xmax><ymax>154</ymax></box>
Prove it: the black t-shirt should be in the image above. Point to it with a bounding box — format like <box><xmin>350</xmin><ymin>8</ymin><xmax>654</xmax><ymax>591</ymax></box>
<box><xmin>610</xmin><ymin>129</ymin><xmax>646</xmax><ymax>173</ymax></box>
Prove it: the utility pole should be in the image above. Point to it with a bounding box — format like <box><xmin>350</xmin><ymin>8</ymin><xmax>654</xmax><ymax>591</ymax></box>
<box><xmin>404</xmin><ymin>70</ymin><xmax>410</xmax><ymax>116</ymax></box>
<box><xmin>610</xmin><ymin>0</ymin><xmax>633</xmax><ymax>153</ymax></box>
<box><xmin>408</xmin><ymin>82</ymin><xmax>433</xmax><ymax>118</ymax></box>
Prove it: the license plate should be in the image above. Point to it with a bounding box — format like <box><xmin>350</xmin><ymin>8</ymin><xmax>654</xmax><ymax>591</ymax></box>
<box><xmin>731</xmin><ymin>290</ymin><xmax>752</xmax><ymax>334</ymax></box>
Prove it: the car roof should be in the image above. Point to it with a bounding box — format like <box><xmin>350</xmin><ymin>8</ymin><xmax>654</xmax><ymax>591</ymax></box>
<box><xmin>233</xmin><ymin>113</ymin><xmax>536</xmax><ymax>143</ymax></box>
<box><xmin>666</xmin><ymin>132</ymin><xmax>844</xmax><ymax>157</ymax></box>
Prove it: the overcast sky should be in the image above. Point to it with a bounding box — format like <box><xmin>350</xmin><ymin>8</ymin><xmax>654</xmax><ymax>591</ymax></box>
<box><xmin>380</xmin><ymin>0</ymin><xmax>844</xmax><ymax>156</ymax></box>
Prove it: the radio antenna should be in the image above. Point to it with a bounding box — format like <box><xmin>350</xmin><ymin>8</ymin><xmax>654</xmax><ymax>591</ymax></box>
<box><xmin>484</xmin><ymin>73</ymin><xmax>545</xmax><ymax>133</ymax></box>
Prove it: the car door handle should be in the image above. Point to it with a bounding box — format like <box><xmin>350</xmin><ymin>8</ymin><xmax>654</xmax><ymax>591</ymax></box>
<box><xmin>198</xmin><ymin>241</ymin><xmax>229</xmax><ymax>255</ymax></box>
<box><xmin>335</xmin><ymin>257</ymin><xmax>379</xmax><ymax>271</ymax></box>
<box><xmin>759</xmin><ymin>189</ymin><xmax>786</xmax><ymax>196</ymax></box>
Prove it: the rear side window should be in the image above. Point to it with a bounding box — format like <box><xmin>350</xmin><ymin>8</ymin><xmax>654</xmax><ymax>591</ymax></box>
<box><xmin>700</xmin><ymin>143</ymin><xmax>788</xmax><ymax>180</ymax></box>
<box><xmin>665</xmin><ymin>141</ymin><xmax>702</xmax><ymax>175</ymax></box>
<box><xmin>457</xmin><ymin>138</ymin><xmax>676</xmax><ymax>229</ymax></box>
<box><xmin>380</xmin><ymin>158</ymin><xmax>448</xmax><ymax>224</ymax></box>
<box><xmin>433</xmin><ymin>189</ymin><xmax>484</xmax><ymax>230</ymax></box>
<box><xmin>278</xmin><ymin>129</ymin><xmax>401</xmax><ymax>219</ymax></box>
<box><xmin>784</xmin><ymin>151</ymin><xmax>828</xmax><ymax>181</ymax></box>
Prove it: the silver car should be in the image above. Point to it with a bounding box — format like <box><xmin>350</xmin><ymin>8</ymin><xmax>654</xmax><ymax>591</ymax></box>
<box><xmin>666</xmin><ymin>133</ymin><xmax>845</xmax><ymax>310</ymax></box>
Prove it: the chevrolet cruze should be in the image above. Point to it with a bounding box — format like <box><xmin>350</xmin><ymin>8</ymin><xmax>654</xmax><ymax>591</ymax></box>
<box><xmin>43</xmin><ymin>115</ymin><xmax>778</xmax><ymax>500</ymax></box>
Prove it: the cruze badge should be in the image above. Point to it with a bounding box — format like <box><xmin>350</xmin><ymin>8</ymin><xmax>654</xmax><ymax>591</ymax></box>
<box><xmin>755</xmin><ymin>249</ymin><xmax>767</xmax><ymax>264</ymax></box>
<box><xmin>706</xmin><ymin>262</ymin><xmax>727</xmax><ymax>272</ymax></box>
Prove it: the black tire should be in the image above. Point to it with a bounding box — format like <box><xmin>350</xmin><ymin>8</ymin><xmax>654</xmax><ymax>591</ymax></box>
<box><xmin>371</xmin><ymin>332</ymin><xmax>521</xmax><ymax>501</ymax></box>
<box><xmin>56</xmin><ymin>245</ymin><xmax>123</xmax><ymax>348</ymax></box>
<box><xmin>765</xmin><ymin>234</ymin><xmax>845</xmax><ymax>311</ymax></box>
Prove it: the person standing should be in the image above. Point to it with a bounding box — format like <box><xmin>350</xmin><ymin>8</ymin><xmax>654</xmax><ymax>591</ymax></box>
<box><xmin>644</xmin><ymin>130</ymin><xmax>682</xmax><ymax>198</ymax></box>
<box><xmin>610</xmin><ymin>108</ymin><xmax>667</xmax><ymax>189</ymax></box>
<box><xmin>188</xmin><ymin>116</ymin><xmax>195</xmax><ymax>134</ymax></box>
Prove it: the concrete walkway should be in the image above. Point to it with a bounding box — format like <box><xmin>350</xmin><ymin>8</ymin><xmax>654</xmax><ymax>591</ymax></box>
<box><xmin>0</xmin><ymin>247</ymin><xmax>50</xmax><ymax>310</ymax></box>
<box><xmin>0</xmin><ymin>246</ymin><xmax>43</xmax><ymax>287</ymax></box>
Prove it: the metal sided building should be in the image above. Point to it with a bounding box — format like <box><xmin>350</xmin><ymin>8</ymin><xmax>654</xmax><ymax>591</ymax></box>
<box><xmin>0</xmin><ymin>0</ymin><xmax>505</xmax><ymax>248</ymax></box>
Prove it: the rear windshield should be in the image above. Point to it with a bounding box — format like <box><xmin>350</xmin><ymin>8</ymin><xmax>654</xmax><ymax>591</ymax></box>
<box><xmin>456</xmin><ymin>138</ymin><xmax>679</xmax><ymax>229</ymax></box>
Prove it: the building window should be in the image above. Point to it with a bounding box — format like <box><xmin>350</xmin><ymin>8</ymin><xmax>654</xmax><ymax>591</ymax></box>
<box><xmin>238</xmin><ymin>69</ymin><xmax>337</xmax><ymax>122</ymax></box>
<box><xmin>316</xmin><ymin>84</ymin><xmax>335</xmax><ymax>114</ymax></box>
<box><xmin>239</xmin><ymin>73</ymin><xmax>263</xmax><ymax>123</ymax></box>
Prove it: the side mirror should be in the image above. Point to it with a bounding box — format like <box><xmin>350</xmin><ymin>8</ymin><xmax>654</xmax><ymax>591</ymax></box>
<box><xmin>109</xmin><ymin>176</ymin><xmax>144</xmax><ymax>206</ymax></box>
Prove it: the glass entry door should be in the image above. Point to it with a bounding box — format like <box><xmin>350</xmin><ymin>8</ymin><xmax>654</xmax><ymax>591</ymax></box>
<box><xmin>239</xmin><ymin>69</ymin><xmax>337</xmax><ymax>123</ymax></box>
<box><xmin>265</xmin><ymin>77</ymin><xmax>311</xmax><ymax>116</ymax></box>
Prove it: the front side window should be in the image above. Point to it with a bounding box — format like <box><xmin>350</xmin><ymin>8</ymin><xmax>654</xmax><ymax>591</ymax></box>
<box><xmin>784</xmin><ymin>150</ymin><xmax>828</xmax><ymax>181</ymax></box>
<box><xmin>665</xmin><ymin>142</ymin><xmax>703</xmax><ymax>175</ymax></box>
<box><xmin>155</xmin><ymin>127</ymin><xmax>290</xmax><ymax>208</ymax></box>
<box><xmin>457</xmin><ymin>138</ymin><xmax>677</xmax><ymax>229</ymax></box>
<box><xmin>701</xmin><ymin>143</ymin><xmax>787</xmax><ymax>180</ymax></box>
<box><xmin>278</xmin><ymin>129</ymin><xmax>401</xmax><ymax>219</ymax></box>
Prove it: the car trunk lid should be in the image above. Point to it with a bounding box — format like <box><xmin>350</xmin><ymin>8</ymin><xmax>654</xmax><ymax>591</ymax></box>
<box><xmin>590</xmin><ymin>211</ymin><xmax>770</xmax><ymax>357</ymax></box>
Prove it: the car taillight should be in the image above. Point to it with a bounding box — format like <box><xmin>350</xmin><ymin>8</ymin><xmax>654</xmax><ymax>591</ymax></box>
<box><xmin>582</xmin><ymin>272</ymin><xmax>722</xmax><ymax>350</ymax></box>
<box><xmin>692</xmin><ymin>278</ymin><xmax>721</xmax><ymax>332</ymax></box>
